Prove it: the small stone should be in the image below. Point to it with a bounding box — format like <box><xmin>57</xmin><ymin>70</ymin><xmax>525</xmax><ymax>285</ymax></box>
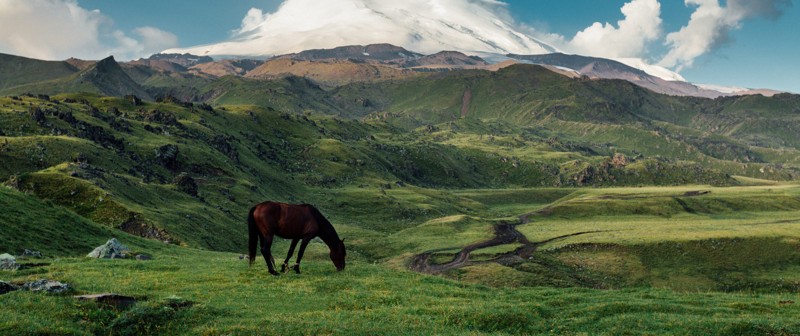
<box><xmin>0</xmin><ymin>253</ymin><xmax>19</xmax><ymax>271</ymax></box>
<box><xmin>135</xmin><ymin>254</ymin><xmax>152</xmax><ymax>261</ymax></box>
<box><xmin>23</xmin><ymin>279</ymin><xmax>70</xmax><ymax>293</ymax></box>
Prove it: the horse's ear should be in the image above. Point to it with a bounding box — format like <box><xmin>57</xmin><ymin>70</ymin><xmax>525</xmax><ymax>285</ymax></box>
<box><xmin>341</xmin><ymin>238</ymin><xmax>345</xmax><ymax>243</ymax></box>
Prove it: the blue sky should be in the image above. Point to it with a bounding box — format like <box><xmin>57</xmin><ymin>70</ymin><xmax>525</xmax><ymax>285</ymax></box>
<box><xmin>1</xmin><ymin>0</ymin><xmax>796</xmax><ymax>92</ymax></box>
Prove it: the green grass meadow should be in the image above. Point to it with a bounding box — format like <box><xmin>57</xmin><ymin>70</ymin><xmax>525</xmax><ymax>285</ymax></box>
<box><xmin>3</xmin><ymin>241</ymin><xmax>800</xmax><ymax>335</ymax></box>
<box><xmin>4</xmin><ymin>183</ymin><xmax>800</xmax><ymax>335</ymax></box>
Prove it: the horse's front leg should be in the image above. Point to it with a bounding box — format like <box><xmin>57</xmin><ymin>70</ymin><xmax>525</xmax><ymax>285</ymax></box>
<box><xmin>260</xmin><ymin>235</ymin><xmax>279</xmax><ymax>275</ymax></box>
<box><xmin>292</xmin><ymin>238</ymin><xmax>313</xmax><ymax>274</ymax></box>
<box><xmin>282</xmin><ymin>239</ymin><xmax>300</xmax><ymax>273</ymax></box>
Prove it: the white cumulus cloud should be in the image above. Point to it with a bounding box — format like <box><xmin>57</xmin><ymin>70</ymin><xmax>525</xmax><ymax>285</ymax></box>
<box><xmin>659</xmin><ymin>0</ymin><xmax>791</xmax><ymax>70</ymax></box>
<box><xmin>566</xmin><ymin>0</ymin><xmax>663</xmax><ymax>59</ymax></box>
<box><xmin>0</xmin><ymin>0</ymin><xmax>178</xmax><ymax>60</ymax></box>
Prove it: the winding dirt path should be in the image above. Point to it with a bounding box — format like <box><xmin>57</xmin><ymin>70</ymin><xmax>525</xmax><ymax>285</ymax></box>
<box><xmin>409</xmin><ymin>212</ymin><xmax>605</xmax><ymax>274</ymax></box>
<box><xmin>410</xmin><ymin>190</ymin><xmax>717</xmax><ymax>274</ymax></box>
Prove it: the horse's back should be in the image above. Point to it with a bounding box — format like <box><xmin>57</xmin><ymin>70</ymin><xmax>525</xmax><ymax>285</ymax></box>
<box><xmin>251</xmin><ymin>201</ymin><xmax>319</xmax><ymax>238</ymax></box>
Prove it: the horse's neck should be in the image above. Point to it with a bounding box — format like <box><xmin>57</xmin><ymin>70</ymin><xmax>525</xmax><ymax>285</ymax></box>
<box><xmin>318</xmin><ymin>222</ymin><xmax>340</xmax><ymax>247</ymax></box>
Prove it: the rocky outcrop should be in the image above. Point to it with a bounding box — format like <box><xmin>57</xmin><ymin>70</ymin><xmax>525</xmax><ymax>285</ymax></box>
<box><xmin>23</xmin><ymin>279</ymin><xmax>70</xmax><ymax>294</ymax></box>
<box><xmin>118</xmin><ymin>215</ymin><xmax>173</xmax><ymax>242</ymax></box>
<box><xmin>155</xmin><ymin>144</ymin><xmax>180</xmax><ymax>171</ymax></box>
<box><xmin>87</xmin><ymin>238</ymin><xmax>130</xmax><ymax>259</ymax></box>
<box><xmin>20</xmin><ymin>249</ymin><xmax>43</xmax><ymax>259</ymax></box>
<box><xmin>1</xmin><ymin>279</ymin><xmax>71</xmax><ymax>295</ymax></box>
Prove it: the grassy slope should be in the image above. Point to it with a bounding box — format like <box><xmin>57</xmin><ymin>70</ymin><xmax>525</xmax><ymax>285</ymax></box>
<box><xmin>0</xmin><ymin>187</ymin><xmax>164</xmax><ymax>257</ymax></box>
<box><xmin>0</xmin><ymin>93</ymin><xmax>751</xmax><ymax>254</ymax></box>
<box><xmin>0</xmin><ymin>54</ymin><xmax>77</xmax><ymax>91</ymax></box>
<box><xmin>334</xmin><ymin>64</ymin><xmax>800</xmax><ymax>172</ymax></box>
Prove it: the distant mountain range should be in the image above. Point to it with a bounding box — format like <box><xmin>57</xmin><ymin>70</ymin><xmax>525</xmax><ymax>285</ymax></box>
<box><xmin>0</xmin><ymin>44</ymin><xmax>785</xmax><ymax>99</ymax></box>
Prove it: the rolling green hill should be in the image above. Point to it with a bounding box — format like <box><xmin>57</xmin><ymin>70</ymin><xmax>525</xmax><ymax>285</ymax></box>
<box><xmin>0</xmin><ymin>53</ymin><xmax>78</xmax><ymax>91</ymax></box>
<box><xmin>0</xmin><ymin>56</ymin><xmax>151</xmax><ymax>100</ymax></box>
<box><xmin>2</xmin><ymin>52</ymin><xmax>800</xmax><ymax>335</ymax></box>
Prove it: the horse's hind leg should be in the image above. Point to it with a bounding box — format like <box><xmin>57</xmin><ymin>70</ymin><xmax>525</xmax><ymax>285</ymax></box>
<box><xmin>281</xmin><ymin>239</ymin><xmax>299</xmax><ymax>273</ymax></box>
<box><xmin>292</xmin><ymin>238</ymin><xmax>312</xmax><ymax>274</ymax></box>
<box><xmin>260</xmin><ymin>235</ymin><xmax>279</xmax><ymax>275</ymax></box>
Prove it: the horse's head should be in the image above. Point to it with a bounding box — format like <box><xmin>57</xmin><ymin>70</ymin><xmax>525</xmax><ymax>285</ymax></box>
<box><xmin>330</xmin><ymin>238</ymin><xmax>346</xmax><ymax>271</ymax></box>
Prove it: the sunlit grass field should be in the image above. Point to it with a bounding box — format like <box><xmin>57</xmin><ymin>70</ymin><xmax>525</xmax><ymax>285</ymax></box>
<box><xmin>3</xmin><ymin>184</ymin><xmax>800</xmax><ymax>334</ymax></box>
<box><xmin>3</xmin><ymin>243</ymin><xmax>800</xmax><ymax>335</ymax></box>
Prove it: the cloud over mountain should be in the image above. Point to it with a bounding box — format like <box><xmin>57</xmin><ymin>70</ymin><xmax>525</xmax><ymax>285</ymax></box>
<box><xmin>165</xmin><ymin>0</ymin><xmax>555</xmax><ymax>57</ymax></box>
<box><xmin>659</xmin><ymin>0</ymin><xmax>792</xmax><ymax>70</ymax></box>
<box><xmin>566</xmin><ymin>0</ymin><xmax>663</xmax><ymax>59</ymax></box>
<box><xmin>170</xmin><ymin>0</ymin><xmax>792</xmax><ymax>82</ymax></box>
<box><xmin>0</xmin><ymin>0</ymin><xmax>177</xmax><ymax>61</ymax></box>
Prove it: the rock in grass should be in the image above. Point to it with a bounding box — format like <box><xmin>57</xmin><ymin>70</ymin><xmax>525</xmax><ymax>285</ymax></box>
<box><xmin>20</xmin><ymin>249</ymin><xmax>43</xmax><ymax>259</ymax></box>
<box><xmin>173</xmin><ymin>172</ymin><xmax>198</xmax><ymax>197</ymax></box>
<box><xmin>135</xmin><ymin>254</ymin><xmax>152</xmax><ymax>261</ymax></box>
<box><xmin>87</xmin><ymin>238</ymin><xmax>130</xmax><ymax>259</ymax></box>
<box><xmin>0</xmin><ymin>253</ymin><xmax>19</xmax><ymax>271</ymax></box>
<box><xmin>23</xmin><ymin>279</ymin><xmax>70</xmax><ymax>293</ymax></box>
<box><xmin>75</xmin><ymin>293</ymin><xmax>137</xmax><ymax>309</ymax></box>
<box><xmin>0</xmin><ymin>281</ymin><xmax>18</xmax><ymax>294</ymax></box>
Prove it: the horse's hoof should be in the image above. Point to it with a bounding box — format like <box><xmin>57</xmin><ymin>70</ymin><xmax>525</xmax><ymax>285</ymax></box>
<box><xmin>292</xmin><ymin>264</ymin><xmax>301</xmax><ymax>274</ymax></box>
<box><xmin>281</xmin><ymin>264</ymin><xmax>289</xmax><ymax>273</ymax></box>
<box><xmin>269</xmin><ymin>270</ymin><xmax>280</xmax><ymax>276</ymax></box>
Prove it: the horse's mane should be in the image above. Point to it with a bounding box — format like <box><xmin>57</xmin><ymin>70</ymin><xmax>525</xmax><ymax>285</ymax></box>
<box><xmin>306</xmin><ymin>205</ymin><xmax>339</xmax><ymax>241</ymax></box>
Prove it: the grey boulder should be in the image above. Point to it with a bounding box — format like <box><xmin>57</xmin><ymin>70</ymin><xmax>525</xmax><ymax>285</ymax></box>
<box><xmin>87</xmin><ymin>238</ymin><xmax>130</xmax><ymax>259</ymax></box>
<box><xmin>0</xmin><ymin>253</ymin><xmax>19</xmax><ymax>271</ymax></box>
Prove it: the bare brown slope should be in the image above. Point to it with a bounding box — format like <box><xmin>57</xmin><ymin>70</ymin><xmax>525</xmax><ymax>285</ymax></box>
<box><xmin>245</xmin><ymin>58</ymin><xmax>419</xmax><ymax>86</ymax></box>
<box><xmin>190</xmin><ymin>59</ymin><xmax>264</xmax><ymax>77</ymax></box>
<box><xmin>125</xmin><ymin>59</ymin><xmax>188</xmax><ymax>73</ymax></box>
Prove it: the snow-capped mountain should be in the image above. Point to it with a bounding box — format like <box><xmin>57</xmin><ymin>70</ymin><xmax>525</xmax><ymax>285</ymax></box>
<box><xmin>164</xmin><ymin>0</ymin><xmax>555</xmax><ymax>59</ymax></box>
<box><xmin>164</xmin><ymin>0</ymin><xmax>685</xmax><ymax>86</ymax></box>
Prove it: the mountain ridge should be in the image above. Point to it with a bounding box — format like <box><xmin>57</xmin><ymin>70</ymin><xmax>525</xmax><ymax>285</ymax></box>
<box><xmin>0</xmin><ymin>47</ymin><xmax>788</xmax><ymax>100</ymax></box>
<box><xmin>508</xmin><ymin>53</ymin><xmax>727</xmax><ymax>98</ymax></box>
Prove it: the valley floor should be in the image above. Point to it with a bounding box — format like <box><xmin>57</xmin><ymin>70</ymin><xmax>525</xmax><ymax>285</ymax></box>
<box><xmin>3</xmin><ymin>184</ymin><xmax>800</xmax><ymax>335</ymax></box>
<box><xmin>2</xmin><ymin>247</ymin><xmax>800</xmax><ymax>335</ymax></box>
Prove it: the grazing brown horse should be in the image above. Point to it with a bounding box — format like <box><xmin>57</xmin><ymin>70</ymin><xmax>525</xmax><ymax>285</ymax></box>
<box><xmin>248</xmin><ymin>201</ymin><xmax>345</xmax><ymax>275</ymax></box>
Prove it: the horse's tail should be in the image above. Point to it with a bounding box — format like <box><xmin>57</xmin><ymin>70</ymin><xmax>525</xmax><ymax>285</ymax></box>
<box><xmin>247</xmin><ymin>206</ymin><xmax>258</xmax><ymax>266</ymax></box>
